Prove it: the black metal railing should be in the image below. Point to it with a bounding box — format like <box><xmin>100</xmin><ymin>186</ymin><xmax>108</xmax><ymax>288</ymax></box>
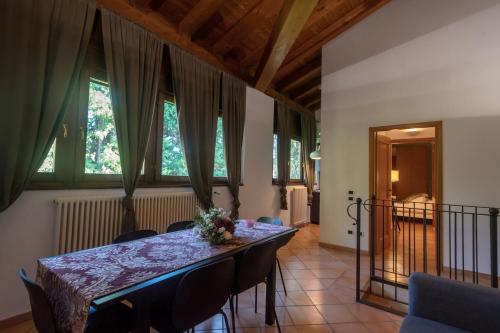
<box><xmin>347</xmin><ymin>196</ymin><xmax>500</xmax><ymax>308</ymax></box>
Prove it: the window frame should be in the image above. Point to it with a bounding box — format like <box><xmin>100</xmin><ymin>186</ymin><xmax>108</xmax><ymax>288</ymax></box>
<box><xmin>288</xmin><ymin>136</ymin><xmax>304</xmax><ymax>184</ymax></box>
<box><xmin>29</xmin><ymin>32</ymin><xmax>231</xmax><ymax>190</ymax></box>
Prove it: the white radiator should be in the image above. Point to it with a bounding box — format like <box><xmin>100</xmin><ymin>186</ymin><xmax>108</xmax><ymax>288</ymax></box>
<box><xmin>290</xmin><ymin>187</ymin><xmax>308</xmax><ymax>226</ymax></box>
<box><xmin>54</xmin><ymin>192</ymin><xmax>200</xmax><ymax>254</ymax></box>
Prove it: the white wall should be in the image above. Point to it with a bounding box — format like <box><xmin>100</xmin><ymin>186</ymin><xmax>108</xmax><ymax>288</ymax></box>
<box><xmin>0</xmin><ymin>87</ymin><xmax>288</xmax><ymax>320</ymax></box>
<box><xmin>320</xmin><ymin>0</ymin><xmax>500</xmax><ymax>256</ymax></box>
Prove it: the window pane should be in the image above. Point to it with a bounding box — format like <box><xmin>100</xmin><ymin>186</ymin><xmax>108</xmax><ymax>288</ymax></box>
<box><xmin>290</xmin><ymin>139</ymin><xmax>302</xmax><ymax>180</ymax></box>
<box><xmin>85</xmin><ymin>79</ymin><xmax>122</xmax><ymax>174</ymax></box>
<box><xmin>38</xmin><ymin>140</ymin><xmax>56</xmax><ymax>173</ymax></box>
<box><xmin>272</xmin><ymin>134</ymin><xmax>278</xmax><ymax>179</ymax></box>
<box><xmin>214</xmin><ymin>117</ymin><xmax>227</xmax><ymax>178</ymax></box>
<box><xmin>161</xmin><ymin>101</ymin><xmax>188</xmax><ymax>176</ymax></box>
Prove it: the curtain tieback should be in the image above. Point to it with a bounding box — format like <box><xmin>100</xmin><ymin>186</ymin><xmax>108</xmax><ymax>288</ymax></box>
<box><xmin>122</xmin><ymin>195</ymin><xmax>134</xmax><ymax>212</ymax></box>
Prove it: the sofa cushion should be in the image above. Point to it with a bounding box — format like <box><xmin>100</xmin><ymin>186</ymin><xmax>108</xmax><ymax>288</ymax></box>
<box><xmin>400</xmin><ymin>315</ymin><xmax>471</xmax><ymax>333</ymax></box>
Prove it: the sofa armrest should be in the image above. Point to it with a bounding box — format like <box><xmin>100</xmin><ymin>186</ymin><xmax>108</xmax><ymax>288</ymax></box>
<box><xmin>409</xmin><ymin>272</ymin><xmax>500</xmax><ymax>333</ymax></box>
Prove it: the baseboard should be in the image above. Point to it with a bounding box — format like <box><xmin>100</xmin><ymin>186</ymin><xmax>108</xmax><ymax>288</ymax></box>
<box><xmin>0</xmin><ymin>311</ymin><xmax>32</xmax><ymax>329</ymax></box>
<box><xmin>319</xmin><ymin>241</ymin><xmax>369</xmax><ymax>255</ymax></box>
<box><xmin>292</xmin><ymin>220</ymin><xmax>310</xmax><ymax>228</ymax></box>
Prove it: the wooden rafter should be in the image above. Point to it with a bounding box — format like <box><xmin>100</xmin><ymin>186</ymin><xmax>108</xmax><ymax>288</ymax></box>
<box><xmin>302</xmin><ymin>0</ymin><xmax>344</xmax><ymax>32</ymax></box>
<box><xmin>266</xmin><ymin>88</ymin><xmax>314</xmax><ymax>115</ymax></box>
<box><xmin>178</xmin><ymin>0</ymin><xmax>225</xmax><ymax>38</ymax></box>
<box><xmin>300</xmin><ymin>89</ymin><xmax>321</xmax><ymax>107</ymax></box>
<box><xmin>275</xmin><ymin>55</ymin><xmax>321</xmax><ymax>92</ymax></box>
<box><xmin>254</xmin><ymin>0</ymin><xmax>318</xmax><ymax>90</ymax></box>
<box><xmin>148</xmin><ymin>0</ymin><xmax>166</xmax><ymax>11</ymax></box>
<box><xmin>290</xmin><ymin>76</ymin><xmax>321</xmax><ymax>100</ymax></box>
<box><xmin>276</xmin><ymin>0</ymin><xmax>390</xmax><ymax>81</ymax></box>
<box><xmin>308</xmin><ymin>101</ymin><xmax>321</xmax><ymax>111</ymax></box>
<box><xmin>212</xmin><ymin>0</ymin><xmax>279</xmax><ymax>56</ymax></box>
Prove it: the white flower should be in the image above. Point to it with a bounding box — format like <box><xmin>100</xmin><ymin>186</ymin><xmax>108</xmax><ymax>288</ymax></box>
<box><xmin>223</xmin><ymin>231</ymin><xmax>232</xmax><ymax>240</ymax></box>
<box><xmin>218</xmin><ymin>227</ymin><xmax>226</xmax><ymax>233</ymax></box>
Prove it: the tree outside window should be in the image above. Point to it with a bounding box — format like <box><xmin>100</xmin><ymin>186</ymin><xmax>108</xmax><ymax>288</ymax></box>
<box><xmin>290</xmin><ymin>139</ymin><xmax>302</xmax><ymax>180</ymax></box>
<box><xmin>38</xmin><ymin>140</ymin><xmax>56</xmax><ymax>173</ymax></box>
<box><xmin>84</xmin><ymin>79</ymin><xmax>121</xmax><ymax>174</ymax></box>
<box><xmin>272</xmin><ymin>134</ymin><xmax>278</xmax><ymax>179</ymax></box>
<box><xmin>161</xmin><ymin>100</ymin><xmax>227</xmax><ymax>178</ymax></box>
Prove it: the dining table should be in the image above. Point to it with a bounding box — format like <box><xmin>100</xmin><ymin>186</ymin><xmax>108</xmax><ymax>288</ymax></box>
<box><xmin>36</xmin><ymin>221</ymin><xmax>297</xmax><ymax>333</ymax></box>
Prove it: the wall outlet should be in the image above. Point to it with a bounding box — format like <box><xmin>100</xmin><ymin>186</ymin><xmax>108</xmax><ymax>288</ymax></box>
<box><xmin>347</xmin><ymin>230</ymin><xmax>353</xmax><ymax>235</ymax></box>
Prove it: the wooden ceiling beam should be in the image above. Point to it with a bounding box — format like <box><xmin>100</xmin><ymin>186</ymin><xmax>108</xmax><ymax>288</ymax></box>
<box><xmin>148</xmin><ymin>0</ymin><xmax>166</xmax><ymax>11</ymax></box>
<box><xmin>275</xmin><ymin>55</ymin><xmax>321</xmax><ymax>92</ymax></box>
<box><xmin>254</xmin><ymin>0</ymin><xmax>318</xmax><ymax>91</ymax></box>
<box><xmin>299</xmin><ymin>89</ymin><xmax>321</xmax><ymax>107</ymax></box>
<box><xmin>290</xmin><ymin>76</ymin><xmax>321</xmax><ymax>100</ymax></box>
<box><xmin>212</xmin><ymin>0</ymin><xmax>279</xmax><ymax>56</ymax></box>
<box><xmin>302</xmin><ymin>0</ymin><xmax>344</xmax><ymax>32</ymax></box>
<box><xmin>308</xmin><ymin>101</ymin><xmax>321</xmax><ymax>111</ymax></box>
<box><xmin>178</xmin><ymin>0</ymin><xmax>225</xmax><ymax>38</ymax></box>
<box><xmin>276</xmin><ymin>0</ymin><xmax>390</xmax><ymax>81</ymax></box>
<box><xmin>97</xmin><ymin>0</ymin><xmax>246</xmax><ymax>79</ymax></box>
<box><xmin>267</xmin><ymin>88</ymin><xmax>314</xmax><ymax>115</ymax></box>
<box><xmin>96</xmin><ymin>0</ymin><xmax>314</xmax><ymax>114</ymax></box>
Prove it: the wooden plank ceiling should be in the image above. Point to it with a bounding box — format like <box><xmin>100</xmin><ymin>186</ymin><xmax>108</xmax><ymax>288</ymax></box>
<box><xmin>98</xmin><ymin>0</ymin><xmax>390</xmax><ymax>114</ymax></box>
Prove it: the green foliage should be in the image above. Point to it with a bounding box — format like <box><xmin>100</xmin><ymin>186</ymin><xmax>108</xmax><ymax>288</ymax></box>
<box><xmin>161</xmin><ymin>101</ymin><xmax>188</xmax><ymax>176</ymax></box>
<box><xmin>161</xmin><ymin>101</ymin><xmax>227</xmax><ymax>178</ymax></box>
<box><xmin>213</xmin><ymin>117</ymin><xmax>227</xmax><ymax>178</ymax></box>
<box><xmin>290</xmin><ymin>139</ymin><xmax>302</xmax><ymax>180</ymax></box>
<box><xmin>273</xmin><ymin>136</ymin><xmax>303</xmax><ymax>180</ymax></box>
<box><xmin>272</xmin><ymin>134</ymin><xmax>278</xmax><ymax>179</ymax></box>
<box><xmin>38</xmin><ymin>140</ymin><xmax>56</xmax><ymax>173</ymax></box>
<box><xmin>85</xmin><ymin>80</ymin><xmax>121</xmax><ymax>174</ymax></box>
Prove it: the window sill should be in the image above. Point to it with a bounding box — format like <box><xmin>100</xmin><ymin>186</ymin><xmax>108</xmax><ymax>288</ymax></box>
<box><xmin>27</xmin><ymin>178</ymin><xmax>234</xmax><ymax>190</ymax></box>
<box><xmin>272</xmin><ymin>180</ymin><xmax>305</xmax><ymax>186</ymax></box>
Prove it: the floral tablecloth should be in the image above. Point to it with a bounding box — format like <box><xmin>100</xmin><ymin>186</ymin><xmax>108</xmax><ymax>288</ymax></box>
<box><xmin>37</xmin><ymin>222</ymin><xmax>292</xmax><ymax>332</ymax></box>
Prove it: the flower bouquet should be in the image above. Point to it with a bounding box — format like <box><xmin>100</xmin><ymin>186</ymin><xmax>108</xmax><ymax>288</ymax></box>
<box><xmin>193</xmin><ymin>207</ymin><xmax>236</xmax><ymax>245</ymax></box>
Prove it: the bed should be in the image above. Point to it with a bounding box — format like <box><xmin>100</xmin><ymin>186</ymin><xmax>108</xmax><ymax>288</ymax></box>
<box><xmin>394</xmin><ymin>193</ymin><xmax>435</xmax><ymax>222</ymax></box>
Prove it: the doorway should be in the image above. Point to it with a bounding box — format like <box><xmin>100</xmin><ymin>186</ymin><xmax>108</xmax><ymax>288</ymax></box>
<box><xmin>369</xmin><ymin>121</ymin><xmax>442</xmax><ymax>283</ymax></box>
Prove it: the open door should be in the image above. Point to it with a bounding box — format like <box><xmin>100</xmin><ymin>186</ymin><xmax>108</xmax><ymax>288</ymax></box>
<box><xmin>375</xmin><ymin>134</ymin><xmax>392</xmax><ymax>253</ymax></box>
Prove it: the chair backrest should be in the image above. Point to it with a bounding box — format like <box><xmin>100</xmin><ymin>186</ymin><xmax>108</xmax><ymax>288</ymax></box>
<box><xmin>112</xmin><ymin>229</ymin><xmax>158</xmax><ymax>244</ymax></box>
<box><xmin>166</xmin><ymin>220</ymin><xmax>194</xmax><ymax>233</ymax></box>
<box><xmin>19</xmin><ymin>269</ymin><xmax>57</xmax><ymax>333</ymax></box>
<box><xmin>234</xmin><ymin>240</ymin><xmax>277</xmax><ymax>293</ymax></box>
<box><xmin>172</xmin><ymin>257</ymin><xmax>235</xmax><ymax>331</ymax></box>
<box><xmin>257</xmin><ymin>217</ymin><xmax>283</xmax><ymax>226</ymax></box>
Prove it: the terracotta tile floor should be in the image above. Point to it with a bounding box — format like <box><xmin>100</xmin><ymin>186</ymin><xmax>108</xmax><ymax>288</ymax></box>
<box><xmin>1</xmin><ymin>224</ymin><xmax>403</xmax><ymax>333</ymax></box>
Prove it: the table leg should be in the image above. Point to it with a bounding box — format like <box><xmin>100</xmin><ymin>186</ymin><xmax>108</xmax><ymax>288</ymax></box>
<box><xmin>265</xmin><ymin>251</ymin><xmax>277</xmax><ymax>325</ymax></box>
<box><xmin>132</xmin><ymin>296</ymin><xmax>152</xmax><ymax>333</ymax></box>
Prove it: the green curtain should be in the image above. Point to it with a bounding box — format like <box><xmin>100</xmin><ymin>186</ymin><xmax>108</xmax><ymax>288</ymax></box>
<box><xmin>276</xmin><ymin>101</ymin><xmax>291</xmax><ymax>210</ymax></box>
<box><xmin>221</xmin><ymin>73</ymin><xmax>246</xmax><ymax>219</ymax></box>
<box><xmin>301</xmin><ymin>113</ymin><xmax>316</xmax><ymax>204</ymax></box>
<box><xmin>101</xmin><ymin>9</ymin><xmax>163</xmax><ymax>233</ymax></box>
<box><xmin>169</xmin><ymin>45</ymin><xmax>221</xmax><ymax>210</ymax></box>
<box><xmin>0</xmin><ymin>0</ymin><xmax>96</xmax><ymax>211</ymax></box>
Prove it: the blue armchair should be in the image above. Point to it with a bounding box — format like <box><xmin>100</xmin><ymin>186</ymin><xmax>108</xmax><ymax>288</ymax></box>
<box><xmin>401</xmin><ymin>273</ymin><xmax>500</xmax><ymax>333</ymax></box>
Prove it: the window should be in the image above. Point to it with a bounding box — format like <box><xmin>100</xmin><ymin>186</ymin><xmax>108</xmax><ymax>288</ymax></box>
<box><xmin>84</xmin><ymin>79</ymin><xmax>121</xmax><ymax>175</ymax></box>
<box><xmin>290</xmin><ymin>139</ymin><xmax>302</xmax><ymax>180</ymax></box>
<box><xmin>214</xmin><ymin>117</ymin><xmax>227</xmax><ymax>178</ymax></box>
<box><xmin>161</xmin><ymin>100</ymin><xmax>188</xmax><ymax>176</ymax></box>
<box><xmin>38</xmin><ymin>141</ymin><xmax>56</xmax><ymax>173</ymax></box>
<box><xmin>30</xmin><ymin>27</ymin><xmax>230</xmax><ymax>189</ymax></box>
<box><xmin>272</xmin><ymin>134</ymin><xmax>278</xmax><ymax>179</ymax></box>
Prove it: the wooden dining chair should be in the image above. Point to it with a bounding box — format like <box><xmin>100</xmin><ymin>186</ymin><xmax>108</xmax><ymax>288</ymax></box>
<box><xmin>229</xmin><ymin>240</ymin><xmax>281</xmax><ymax>333</ymax></box>
<box><xmin>166</xmin><ymin>220</ymin><xmax>194</xmax><ymax>233</ymax></box>
<box><xmin>19</xmin><ymin>269</ymin><xmax>134</xmax><ymax>333</ymax></box>
<box><xmin>256</xmin><ymin>217</ymin><xmax>287</xmax><ymax>297</ymax></box>
<box><xmin>150</xmin><ymin>257</ymin><xmax>234</xmax><ymax>333</ymax></box>
<box><xmin>112</xmin><ymin>229</ymin><xmax>158</xmax><ymax>244</ymax></box>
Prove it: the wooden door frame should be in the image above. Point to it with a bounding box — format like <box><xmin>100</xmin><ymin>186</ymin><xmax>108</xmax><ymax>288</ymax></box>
<box><xmin>368</xmin><ymin>121</ymin><xmax>443</xmax><ymax>262</ymax></box>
